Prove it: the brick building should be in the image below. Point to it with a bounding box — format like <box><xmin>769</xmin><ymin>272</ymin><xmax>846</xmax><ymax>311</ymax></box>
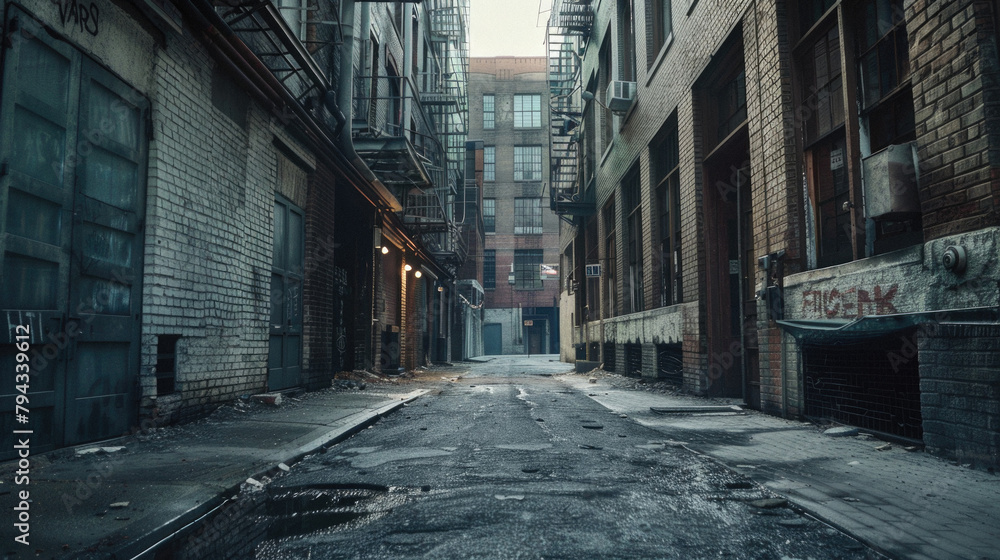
<box><xmin>0</xmin><ymin>0</ymin><xmax>471</xmax><ymax>459</ymax></box>
<box><xmin>550</xmin><ymin>0</ymin><xmax>1000</xmax><ymax>469</ymax></box>
<box><xmin>470</xmin><ymin>57</ymin><xmax>562</xmax><ymax>355</ymax></box>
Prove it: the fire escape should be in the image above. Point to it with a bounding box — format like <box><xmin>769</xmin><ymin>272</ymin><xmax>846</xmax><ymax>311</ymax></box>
<box><xmin>547</xmin><ymin>0</ymin><xmax>594</xmax><ymax>222</ymax></box>
<box><xmin>413</xmin><ymin>0</ymin><xmax>471</xmax><ymax>270</ymax></box>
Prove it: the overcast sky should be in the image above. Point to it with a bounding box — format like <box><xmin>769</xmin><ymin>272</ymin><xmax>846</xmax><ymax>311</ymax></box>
<box><xmin>470</xmin><ymin>0</ymin><xmax>549</xmax><ymax>58</ymax></box>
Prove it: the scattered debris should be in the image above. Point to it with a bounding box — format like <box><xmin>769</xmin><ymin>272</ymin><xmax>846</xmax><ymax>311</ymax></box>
<box><xmin>581</xmin><ymin>423</ymin><xmax>603</xmax><ymax>430</ymax></box>
<box><xmin>108</xmin><ymin>502</ymin><xmax>129</xmax><ymax>509</ymax></box>
<box><xmin>823</xmin><ymin>427</ymin><xmax>859</xmax><ymax>437</ymax></box>
<box><xmin>246</xmin><ymin>477</ymin><xmax>265</xmax><ymax>489</ymax></box>
<box><xmin>875</xmin><ymin>443</ymin><xmax>892</xmax><ymax>452</ymax></box>
<box><xmin>588</xmin><ymin>378</ymin><xmax>597</xmax><ymax>384</ymax></box>
<box><xmin>495</xmin><ymin>495</ymin><xmax>525</xmax><ymax>501</ymax></box>
<box><xmin>278</xmin><ymin>463</ymin><xmax>291</xmax><ymax>472</ymax></box>
<box><xmin>579</xmin><ymin>444</ymin><xmax>603</xmax><ymax>450</ymax></box>
<box><xmin>251</xmin><ymin>393</ymin><xmax>283</xmax><ymax>407</ymax></box>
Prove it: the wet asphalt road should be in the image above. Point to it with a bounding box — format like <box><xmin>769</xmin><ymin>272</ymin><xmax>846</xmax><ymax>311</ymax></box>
<box><xmin>239</xmin><ymin>356</ymin><xmax>880</xmax><ymax>559</ymax></box>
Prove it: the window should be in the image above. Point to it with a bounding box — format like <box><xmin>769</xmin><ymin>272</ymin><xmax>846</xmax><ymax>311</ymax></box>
<box><xmin>483</xmin><ymin>94</ymin><xmax>495</xmax><ymax>130</ymax></box>
<box><xmin>484</xmin><ymin>146</ymin><xmax>495</xmax><ymax>182</ymax></box>
<box><xmin>651</xmin><ymin>115</ymin><xmax>682</xmax><ymax>307</ymax></box>
<box><xmin>647</xmin><ymin>0</ymin><xmax>673</xmax><ymax>67</ymax></box>
<box><xmin>857</xmin><ymin>0</ymin><xmax>913</xmax><ymax>150</ymax></box>
<box><xmin>716</xmin><ymin>68</ymin><xmax>747</xmax><ymax>142</ymax></box>
<box><xmin>514</xmin><ymin>250</ymin><xmax>543</xmax><ymax>290</ymax></box>
<box><xmin>623</xmin><ymin>166</ymin><xmax>643</xmax><ymax>313</ymax></box>
<box><xmin>514</xmin><ymin>198</ymin><xmax>543</xmax><ymax>234</ymax></box>
<box><xmin>603</xmin><ymin>201</ymin><xmax>617</xmax><ymax>318</ymax></box>
<box><xmin>598</xmin><ymin>37</ymin><xmax>613</xmax><ymax>151</ymax></box>
<box><xmin>483</xmin><ymin>198</ymin><xmax>496</xmax><ymax>232</ymax></box>
<box><xmin>618</xmin><ymin>0</ymin><xmax>637</xmax><ymax>82</ymax></box>
<box><xmin>802</xmin><ymin>25</ymin><xmax>844</xmax><ymax>143</ymax></box>
<box><xmin>513</xmin><ymin>145</ymin><xmax>542</xmax><ymax>181</ymax></box>
<box><xmin>513</xmin><ymin>94</ymin><xmax>542</xmax><ymax>128</ymax></box>
<box><xmin>483</xmin><ymin>250</ymin><xmax>496</xmax><ymax>290</ymax></box>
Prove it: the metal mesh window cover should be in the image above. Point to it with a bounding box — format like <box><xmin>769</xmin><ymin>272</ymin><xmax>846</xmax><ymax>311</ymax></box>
<box><xmin>514</xmin><ymin>145</ymin><xmax>542</xmax><ymax>181</ymax></box>
<box><xmin>483</xmin><ymin>94</ymin><xmax>495</xmax><ymax>129</ymax></box>
<box><xmin>803</xmin><ymin>331</ymin><xmax>922</xmax><ymax>441</ymax></box>
<box><xmin>484</xmin><ymin>146</ymin><xmax>495</xmax><ymax>182</ymax></box>
<box><xmin>513</xmin><ymin>94</ymin><xmax>542</xmax><ymax>128</ymax></box>
<box><xmin>625</xmin><ymin>343</ymin><xmax>642</xmax><ymax>377</ymax></box>
<box><xmin>483</xmin><ymin>249</ymin><xmax>496</xmax><ymax>290</ymax></box>
<box><xmin>514</xmin><ymin>249</ymin><xmax>543</xmax><ymax>290</ymax></box>
<box><xmin>483</xmin><ymin>198</ymin><xmax>496</xmax><ymax>232</ymax></box>
<box><xmin>657</xmin><ymin>343</ymin><xmax>683</xmax><ymax>384</ymax></box>
<box><xmin>603</xmin><ymin>342</ymin><xmax>617</xmax><ymax>372</ymax></box>
<box><xmin>514</xmin><ymin>198</ymin><xmax>543</xmax><ymax>234</ymax></box>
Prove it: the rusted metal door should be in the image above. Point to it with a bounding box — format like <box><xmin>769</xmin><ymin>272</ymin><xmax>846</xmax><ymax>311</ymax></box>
<box><xmin>0</xmin><ymin>10</ymin><xmax>147</xmax><ymax>455</ymax></box>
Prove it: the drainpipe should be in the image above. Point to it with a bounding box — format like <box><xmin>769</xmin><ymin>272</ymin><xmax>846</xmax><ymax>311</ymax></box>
<box><xmin>325</xmin><ymin>0</ymin><xmax>402</xmax><ymax>212</ymax></box>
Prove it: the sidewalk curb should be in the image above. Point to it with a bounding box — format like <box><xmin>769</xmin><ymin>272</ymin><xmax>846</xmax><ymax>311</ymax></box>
<box><xmin>112</xmin><ymin>390</ymin><xmax>426</xmax><ymax>560</ymax></box>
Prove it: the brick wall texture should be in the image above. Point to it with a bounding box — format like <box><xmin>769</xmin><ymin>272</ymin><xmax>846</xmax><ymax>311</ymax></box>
<box><xmin>559</xmin><ymin>0</ymin><xmax>1000</xmax><ymax>466</ymax></box>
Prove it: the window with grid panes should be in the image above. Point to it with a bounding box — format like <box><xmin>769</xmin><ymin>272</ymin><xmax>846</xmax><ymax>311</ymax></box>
<box><xmin>623</xmin><ymin>166</ymin><xmax>643</xmax><ymax>313</ymax></box>
<box><xmin>514</xmin><ymin>249</ymin><xmax>543</xmax><ymax>290</ymax></box>
<box><xmin>483</xmin><ymin>250</ymin><xmax>496</xmax><ymax>290</ymax></box>
<box><xmin>513</xmin><ymin>145</ymin><xmax>542</xmax><ymax>181</ymax></box>
<box><xmin>797</xmin><ymin>13</ymin><xmax>851</xmax><ymax>267</ymax></box>
<box><xmin>483</xmin><ymin>94</ymin><xmax>495</xmax><ymax>130</ymax></box>
<box><xmin>483</xmin><ymin>198</ymin><xmax>495</xmax><ymax>232</ymax></box>
<box><xmin>514</xmin><ymin>198</ymin><xmax>543</xmax><ymax>234</ymax></box>
<box><xmin>651</xmin><ymin>115</ymin><xmax>682</xmax><ymax>307</ymax></box>
<box><xmin>603</xmin><ymin>201</ymin><xmax>617</xmax><ymax>318</ymax></box>
<box><xmin>647</xmin><ymin>0</ymin><xmax>673</xmax><ymax>67</ymax></box>
<box><xmin>513</xmin><ymin>94</ymin><xmax>541</xmax><ymax>128</ymax></box>
<box><xmin>484</xmin><ymin>145</ymin><xmax>495</xmax><ymax>181</ymax></box>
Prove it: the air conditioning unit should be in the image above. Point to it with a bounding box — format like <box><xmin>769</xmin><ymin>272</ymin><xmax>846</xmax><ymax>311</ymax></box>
<box><xmin>606</xmin><ymin>80</ymin><xmax>636</xmax><ymax>114</ymax></box>
<box><xmin>861</xmin><ymin>143</ymin><xmax>921</xmax><ymax>218</ymax></box>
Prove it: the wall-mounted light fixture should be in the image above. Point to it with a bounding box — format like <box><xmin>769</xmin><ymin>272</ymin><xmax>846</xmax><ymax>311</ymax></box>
<box><xmin>414</xmin><ymin>270</ymin><xmax>422</xmax><ymax>278</ymax></box>
<box><xmin>381</xmin><ymin>246</ymin><xmax>389</xmax><ymax>255</ymax></box>
<box><xmin>404</xmin><ymin>264</ymin><xmax>412</xmax><ymax>272</ymax></box>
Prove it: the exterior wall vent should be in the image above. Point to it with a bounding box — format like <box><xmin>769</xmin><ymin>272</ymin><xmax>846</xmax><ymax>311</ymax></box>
<box><xmin>861</xmin><ymin>143</ymin><xmax>921</xmax><ymax>218</ymax></box>
<box><xmin>606</xmin><ymin>80</ymin><xmax>636</xmax><ymax>114</ymax></box>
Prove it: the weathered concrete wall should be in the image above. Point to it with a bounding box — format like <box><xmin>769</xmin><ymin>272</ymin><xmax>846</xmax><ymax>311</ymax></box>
<box><xmin>784</xmin><ymin>228</ymin><xmax>1000</xmax><ymax>321</ymax></box>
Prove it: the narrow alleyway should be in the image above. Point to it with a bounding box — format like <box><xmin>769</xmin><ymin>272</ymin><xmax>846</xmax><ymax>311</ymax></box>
<box><xmin>168</xmin><ymin>356</ymin><xmax>880</xmax><ymax>559</ymax></box>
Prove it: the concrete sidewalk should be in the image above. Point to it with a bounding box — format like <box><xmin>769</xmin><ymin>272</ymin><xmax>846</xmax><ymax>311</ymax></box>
<box><xmin>1</xmin><ymin>385</ymin><xmax>426</xmax><ymax>559</ymax></box>
<box><xmin>559</xmin><ymin>372</ymin><xmax>1000</xmax><ymax>560</ymax></box>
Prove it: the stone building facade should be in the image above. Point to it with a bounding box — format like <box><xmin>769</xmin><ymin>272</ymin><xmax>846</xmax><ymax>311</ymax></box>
<box><xmin>0</xmin><ymin>0</ymin><xmax>471</xmax><ymax>459</ymax></box>
<box><xmin>470</xmin><ymin>57</ymin><xmax>561</xmax><ymax>355</ymax></box>
<box><xmin>550</xmin><ymin>0</ymin><xmax>1000</xmax><ymax>469</ymax></box>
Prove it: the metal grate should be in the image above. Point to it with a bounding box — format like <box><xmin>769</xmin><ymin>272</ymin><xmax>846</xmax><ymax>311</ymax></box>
<box><xmin>603</xmin><ymin>343</ymin><xmax>616</xmax><ymax>372</ymax></box>
<box><xmin>625</xmin><ymin>343</ymin><xmax>642</xmax><ymax>377</ymax></box>
<box><xmin>657</xmin><ymin>343</ymin><xmax>683</xmax><ymax>385</ymax></box>
<box><xmin>803</xmin><ymin>330</ymin><xmax>922</xmax><ymax>441</ymax></box>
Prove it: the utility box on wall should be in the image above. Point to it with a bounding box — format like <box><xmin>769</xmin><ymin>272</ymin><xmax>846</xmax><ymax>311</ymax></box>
<box><xmin>862</xmin><ymin>143</ymin><xmax>921</xmax><ymax>218</ymax></box>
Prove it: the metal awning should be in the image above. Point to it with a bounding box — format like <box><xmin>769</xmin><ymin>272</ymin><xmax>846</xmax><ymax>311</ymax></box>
<box><xmin>777</xmin><ymin>306</ymin><xmax>999</xmax><ymax>344</ymax></box>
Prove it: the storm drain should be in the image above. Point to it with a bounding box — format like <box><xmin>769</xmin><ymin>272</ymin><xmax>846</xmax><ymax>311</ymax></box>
<box><xmin>803</xmin><ymin>329</ymin><xmax>922</xmax><ymax>441</ymax></box>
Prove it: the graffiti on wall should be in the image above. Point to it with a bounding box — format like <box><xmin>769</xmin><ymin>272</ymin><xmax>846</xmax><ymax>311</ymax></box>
<box><xmin>800</xmin><ymin>284</ymin><xmax>899</xmax><ymax>318</ymax></box>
